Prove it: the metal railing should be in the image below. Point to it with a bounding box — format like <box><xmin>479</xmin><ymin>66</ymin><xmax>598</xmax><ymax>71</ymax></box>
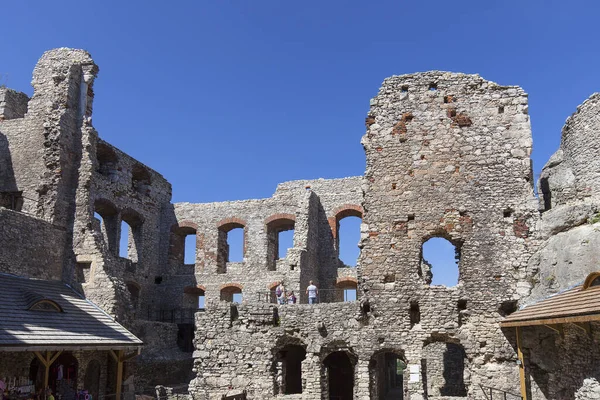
<box><xmin>479</xmin><ymin>384</ymin><xmax>523</xmax><ymax>400</ymax></box>
<box><xmin>146</xmin><ymin>307</ymin><xmax>204</xmax><ymax>324</ymax></box>
<box><xmin>256</xmin><ymin>288</ymin><xmax>358</xmax><ymax>304</ymax></box>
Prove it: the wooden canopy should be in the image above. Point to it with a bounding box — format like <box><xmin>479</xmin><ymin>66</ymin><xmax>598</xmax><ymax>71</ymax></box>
<box><xmin>0</xmin><ymin>273</ymin><xmax>142</xmax><ymax>351</ymax></box>
<box><xmin>501</xmin><ymin>272</ymin><xmax>600</xmax><ymax>328</ymax></box>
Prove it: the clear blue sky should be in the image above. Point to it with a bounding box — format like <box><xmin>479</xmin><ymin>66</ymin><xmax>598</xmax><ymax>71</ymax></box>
<box><xmin>3</xmin><ymin>1</ymin><xmax>598</xmax><ymax>286</ymax></box>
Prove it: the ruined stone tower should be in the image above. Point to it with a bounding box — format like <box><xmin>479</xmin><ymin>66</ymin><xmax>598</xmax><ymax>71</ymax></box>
<box><xmin>1</xmin><ymin>49</ymin><xmax>599</xmax><ymax>400</ymax></box>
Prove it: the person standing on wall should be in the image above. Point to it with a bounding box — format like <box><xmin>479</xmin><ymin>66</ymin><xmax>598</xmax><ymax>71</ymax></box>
<box><xmin>276</xmin><ymin>281</ymin><xmax>286</xmax><ymax>305</ymax></box>
<box><xmin>306</xmin><ymin>281</ymin><xmax>318</xmax><ymax>304</ymax></box>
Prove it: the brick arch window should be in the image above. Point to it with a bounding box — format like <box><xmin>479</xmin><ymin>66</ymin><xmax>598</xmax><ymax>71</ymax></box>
<box><xmin>93</xmin><ymin>198</ymin><xmax>119</xmax><ymax>254</ymax></box>
<box><xmin>170</xmin><ymin>221</ymin><xmax>199</xmax><ymax>266</ymax></box>
<box><xmin>220</xmin><ymin>283</ymin><xmax>243</xmax><ymax>303</ymax></box>
<box><xmin>120</xmin><ymin>208</ymin><xmax>144</xmax><ymax>263</ymax></box>
<box><xmin>420</xmin><ymin>232</ymin><xmax>462</xmax><ymax>287</ymax></box>
<box><xmin>329</xmin><ymin>205</ymin><xmax>363</xmax><ymax>267</ymax></box>
<box><xmin>184</xmin><ymin>285</ymin><xmax>206</xmax><ymax>309</ymax></box>
<box><xmin>265</xmin><ymin>214</ymin><xmax>296</xmax><ymax>271</ymax></box>
<box><xmin>216</xmin><ymin>217</ymin><xmax>248</xmax><ymax>274</ymax></box>
<box><xmin>335</xmin><ymin>277</ymin><xmax>358</xmax><ymax>302</ymax></box>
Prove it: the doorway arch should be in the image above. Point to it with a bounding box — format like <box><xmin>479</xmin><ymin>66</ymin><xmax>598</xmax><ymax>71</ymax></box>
<box><xmin>323</xmin><ymin>351</ymin><xmax>355</xmax><ymax>400</ymax></box>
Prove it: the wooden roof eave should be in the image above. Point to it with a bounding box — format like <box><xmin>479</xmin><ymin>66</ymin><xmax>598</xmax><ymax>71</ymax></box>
<box><xmin>0</xmin><ymin>343</ymin><xmax>143</xmax><ymax>353</ymax></box>
<box><xmin>500</xmin><ymin>313</ymin><xmax>600</xmax><ymax>328</ymax></box>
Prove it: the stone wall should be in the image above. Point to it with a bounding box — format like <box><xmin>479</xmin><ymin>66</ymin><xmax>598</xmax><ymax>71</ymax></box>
<box><xmin>0</xmin><ymin>208</ymin><xmax>65</xmax><ymax>280</ymax></box>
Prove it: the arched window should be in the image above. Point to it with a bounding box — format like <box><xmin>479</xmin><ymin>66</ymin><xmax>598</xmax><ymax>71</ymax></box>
<box><xmin>331</xmin><ymin>205</ymin><xmax>363</xmax><ymax>268</ymax></box>
<box><xmin>169</xmin><ymin>222</ymin><xmax>198</xmax><ymax>266</ymax></box>
<box><xmin>217</xmin><ymin>218</ymin><xmax>247</xmax><ymax>273</ymax></box>
<box><xmin>220</xmin><ymin>284</ymin><xmax>243</xmax><ymax>303</ymax></box>
<box><xmin>265</xmin><ymin>214</ymin><xmax>296</xmax><ymax>271</ymax></box>
<box><xmin>131</xmin><ymin>164</ymin><xmax>152</xmax><ymax>195</ymax></box>
<box><xmin>583</xmin><ymin>272</ymin><xmax>600</xmax><ymax>290</ymax></box>
<box><xmin>120</xmin><ymin>210</ymin><xmax>143</xmax><ymax>262</ymax></box>
<box><xmin>96</xmin><ymin>142</ymin><xmax>118</xmax><ymax>179</ymax></box>
<box><xmin>369</xmin><ymin>350</ymin><xmax>406</xmax><ymax>400</ymax></box>
<box><xmin>335</xmin><ymin>278</ymin><xmax>358</xmax><ymax>303</ymax></box>
<box><xmin>29</xmin><ymin>299</ymin><xmax>62</xmax><ymax>312</ymax></box>
<box><xmin>184</xmin><ymin>286</ymin><xmax>206</xmax><ymax>310</ymax></box>
<box><xmin>93</xmin><ymin>199</ymin><xmax>119</xmax><ymax>254</ymax></box>
<box><xmin>420</xmin><ymin>236</ymin><xmax>461</xmax><ymax>286</ymax></box>
<box><xmin>323</xmin><ymin>351</ymin><xmax>355</xmax><ymax>400</ymax></box>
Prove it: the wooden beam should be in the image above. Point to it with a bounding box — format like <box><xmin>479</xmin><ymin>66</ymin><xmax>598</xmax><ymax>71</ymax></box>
<box><xmin>48</xmin><ymin>351</ymin><xmax>62</xmax><ymax>366</ymax></box>
<box><xmin>572</xmin><ymin>322</ymin><xmax>592</xmax><ymax>337</ymax></box>
<box><xmin>516</xmin><ymin>327</ymin><xmax>528</xmax><ymax>400</ymax></box>
<box><xmin>501</xmin><ymin>313</ymin><xmax>600</xmax><ymax>328</ymax></box>
<box><xmin>544</xmin><ymin>324</ymin><xmax>560</xmax><ymax>334</ymax></box>
<box><xmin>115</xmin><ymin>350</ymin><xmax>124</xmax><ymax>400</ymax></box>
<box><xmin>109</xmin><ymin>349</ymin><xmax>119</xmax><ymax>362</ymax></box>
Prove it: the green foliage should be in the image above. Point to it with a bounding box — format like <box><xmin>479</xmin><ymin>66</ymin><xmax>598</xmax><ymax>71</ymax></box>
<box><xmin>589</xmin><ymin>213</ymin><xmax>600</xmax><ymax>225</ymax></box>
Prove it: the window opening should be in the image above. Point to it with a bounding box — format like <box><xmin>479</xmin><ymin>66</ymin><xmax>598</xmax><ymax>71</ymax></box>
<box><xmin>94</xmin><ymin>200</ymin><xmax>118</xmax><ymax>254</ymax></box>
<box><xmin>76</xmin><ymin>262</ymin><xmax>91</xmax><ymax>284</ymax></box>
<box><xmin>227</xmin><ymin>227</ymin><xmax>244</xmax><ymax>262</ymax></box>
<box><xmin>324</xmin><ymin>352</ymin><xmax>354</xmax><ymax>400</ymax></box>
<box><xmin>184</xmin><ymin>233</ymin><xmax>197</xmax><ymax>264</ymax></box>
<box><xmin>338</xmin><ymin>216</ymin><xmax>361</xmax><ymax>267</ymax></box>
<box><xmin>428</xmin><ymin>83</ymin><xmax>438</xmax><ymax>91</ymax></box>
<box><xmin>131</xmin><ymin>164</ymin><xmax>151</xmax><ymax>194</ymax></box>
<box><xmin>217</xmin><ymin>221</ymin><xmax>246</xmax><ymax>273</ymax></box>
<box><xmin>369</xmin><ymin>352</ymin><xmax>405</xmax><ymax>400</ymax></box>
<box><xmin>266</xmin><ymin>217</ymin><xmax>295</xmax><ymax>270</ymax></box>
<box><xmin>96</xmin><ymin>142</ymin><xmax>118</xmax><ymax>178</ymax></box>
<box><xmin>421</xmin><ymin>237</ymin><xmax>459</xmax><ymax>286</ymax></box>
<box><xmin>344</xmin><ymin>288</ymin><xmax>357</xmax><ymax>302</ymax></box>
<box><xmin>278</xmin><ymin>229</ymin><xmax>294</xmax><ymax>259</ymax></box>
<box><xmin>410</xmin><ymin>301</ymin><xmax>420</xmax><ymax>327</ymax></box>
<box><xmin>540</xmin><ymin>177</ymin><xmax>552</xmax><ymax>211</ymax></box>
<box><xmin>279</xmin><ymin>345</ymin><xmax>306</xmax><ymax>394</ymax></box>
<box><xmin>220</xmin><ymin>285</ymin><xmax>242</xmax><ymax>303</ymax></box>
<box><xmin>120</xmin><ymin>211</ymin><xmax>143</xmax><ymax>262</ymax></box>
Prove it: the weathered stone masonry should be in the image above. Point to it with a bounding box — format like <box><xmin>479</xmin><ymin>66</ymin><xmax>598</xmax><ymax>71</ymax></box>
<box><xmin>1</xmin><ymin>49</ymin><xmax>599</xmax><ymax>399</ymax></box>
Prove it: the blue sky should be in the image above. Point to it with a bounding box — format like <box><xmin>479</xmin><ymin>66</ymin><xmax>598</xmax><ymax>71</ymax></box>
<box><xmin>3</xmin><ymin>1</ymin><xmax>598</xmax><ymax>286</ymax></box>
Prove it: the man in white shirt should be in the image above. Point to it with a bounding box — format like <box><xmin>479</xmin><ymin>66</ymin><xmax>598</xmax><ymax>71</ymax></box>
<box><xmin>306</xmin><ymin>280</ymin><xmax>318</xmax><ymax>304</ymax></box>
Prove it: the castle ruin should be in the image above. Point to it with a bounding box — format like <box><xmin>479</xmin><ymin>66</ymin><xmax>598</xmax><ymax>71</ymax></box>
<box><xmin>1</xmin><ymin>48</ymin><xmax>599</xmax><ymax>400</ymax></box>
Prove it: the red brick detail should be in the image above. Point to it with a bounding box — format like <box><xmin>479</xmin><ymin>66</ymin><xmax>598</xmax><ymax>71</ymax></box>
<box><xmin>171</xmin><ymin>220</ymin><xmax>198</xmax><ymax>233</ymax></box>
<box><xmin>331</xmin><ymin>204</ymin><xmax>364</xmax><ymax>220</ymax></box>
<box><xmin>328</xmin><ymin>217</ymin><xmax>337</xmax><ymax>238</ymax></box>
<box><xmin>183</xmin><ymin>285</ymin><xmax>206</xmax><ymax>295</ymax></box>
<box><xmin>336</xmin><ymin>276</ymin><xmax>358</xmax><ymax>286</ymax></box>
<box><xmin>264</xmin><ymin>213</ymin><xmax>296</xmax><ymax>226</ymax></box>
<box><xmin>369</xmin><ymin>232</ymin><xmax>379</xmax><ymax>237</ymax></box>
<box><xmin>267</xmin><ymin>281</ymin><xmax>280</xmax><ymax>290</ymax></box>
<box><xmin>513</xmin><ymin>217</ymin><xmax>530</xmax><ymax>238</ymax></box>
<box><xmin>219</xmin><ymin>282</ymin><xmax>243</xmax><ymax>291</ymax></box>
<box><xmin>217</xmin><ymin>217</ymin><xmax>247</xmax><ymax>231</ymax></box>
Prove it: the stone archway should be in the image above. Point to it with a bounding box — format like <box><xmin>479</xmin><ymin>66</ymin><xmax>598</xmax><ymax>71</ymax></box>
<box><xmin>323</xmin><ymin>351</ymin><xmax>354</xmax><ymax>400</ymax></box>
<box><xmin>369</xmin><ymin>350</ymin><xmax>406</xmax><ymax>400</ymax></box>
<box><xmin>84</xmin><ymin>359</ymin><xmax>101</xmax><ymax>400</ymax></box>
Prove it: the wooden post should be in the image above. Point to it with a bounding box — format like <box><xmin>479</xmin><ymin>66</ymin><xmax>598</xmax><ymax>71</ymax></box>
<box><xmin>516</xmin><ymin>327</ymin><xmax>528</xmax><ymax>400</ymax></box>
<box><xmin>110</xmin><ymin>349</ymin><xmax>139</xmax><ymax>400</ymax></box>
<box><xmin>34</xmin><ymin>351</ymin><xmax>61</xmax><ymax>394</ymax></box>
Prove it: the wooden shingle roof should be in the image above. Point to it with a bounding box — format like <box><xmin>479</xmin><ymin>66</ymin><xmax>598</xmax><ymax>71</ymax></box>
<box><xmin>501</xmin><ymin>272</ymin><xmax>600</xmax><ymax>327</ymax></box>
<box><xmin>0</xmin><ymin>273</ymin><xmax>142</xmax><ymax>351</ymax></box>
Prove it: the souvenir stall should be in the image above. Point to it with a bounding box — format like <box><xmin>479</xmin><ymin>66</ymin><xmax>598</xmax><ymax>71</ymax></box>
<box><xmin>0</xmin><ymin>275</ymin><xmax>143</xmax><ymax>400</ymax></box>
